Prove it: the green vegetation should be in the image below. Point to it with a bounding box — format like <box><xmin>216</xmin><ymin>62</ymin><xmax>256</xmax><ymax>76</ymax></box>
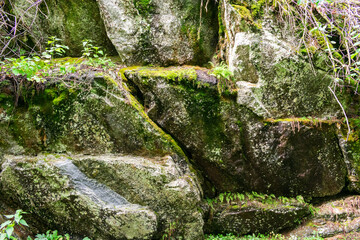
<box><xmin>209</xmin><ymin>62</ymin><xmax>236</xmax><ymax>95</ymax></box>
<box><xmin>0</xmin><ymin>37</ymin><xmax>116</xmax><ymax>83</ymax></box>
<box><xmin>0</xmin><ymin>210</ymin><xmax>91</xmax><ymax>240</ymax></box>
<box><xmin>0</xmin><ymin>210</ymin><xmax>29</xmax><ymax>240</ymax></box>
<box><xmin>207</xmin><ymin>192</ymin><xmax>318</xmax><ymax>215</ymax></box>
<box><xmin>227</xmin><ymin>0</ymin><xmax>360</xmax><ymax>93</ymax></box>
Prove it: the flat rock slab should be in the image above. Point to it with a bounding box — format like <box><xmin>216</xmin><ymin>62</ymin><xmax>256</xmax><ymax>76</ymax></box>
<box><xmin>287</xmin><ymin>195</ymin><xmax>360</xmax><ymax>239</ymax></box>
<box><xmin>205</xmin><ymin>195</ymin><xmax>310</xmax><ymax>235</ymax></box>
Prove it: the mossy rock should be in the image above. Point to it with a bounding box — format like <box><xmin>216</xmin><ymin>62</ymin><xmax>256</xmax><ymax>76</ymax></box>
<box><xmin>96</xmin><ymin>0</ymin><xmax>219</xmax><ymax>65</ymax></box>
<box><xmin>0</xmin><ymin>155</ymin><xmax>157</xmax><ymax>239</ymax></box>
<box><xmin>0</xmin><ymin>71</ymin><xmax>185</xmax><ymax>159</ymax></box>
<box><xmin>204</xmin><ymin>193</ymin><xmax>310</xmax><ymax>235</ymax></box>
<box><xmin>73</xmin><ymin>155</ymin><xmax>204</xmax><ymax>239</ymax></box>
<box><xmin>124</xmin><ymin>66</ymin><xmax>347</xmax><ymax>198</ymax></box>
<box><xmin>10</xmin><ymin>0</ymin><xmax>116</xmax><ymax>56</ymax></box>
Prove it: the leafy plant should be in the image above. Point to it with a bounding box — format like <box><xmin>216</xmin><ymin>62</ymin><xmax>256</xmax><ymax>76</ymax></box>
<box><xmin>210</xmin><ymin>62</ymin><xmax>234</xmax><ymax>82</ymax></box>
<box><xmin>1</xmin><ymin>210</ymin><xmax>91</xmax><ymax>240</ymax></box>
<box><xmin>0</xmin><ymin>209</ymin><xmax>29</xmax><ymax>240</ymax></box>
<box><xmin>32</xmin><ymin>230</ymin><xmax>69</xmax><ymax>240</ymax></box>
<box><xmin>41</xmin><ymin>37</ymin><xmax>69</xmax><ymax>60</ymax></box>
<box><xmin>6</xmin><ymin>56</ymin><xmax>49</xmax><ymax>82</ymax></box>
<box><xmin>81</xmin><ymin>39</ymin><xmax>115</xmax><ymax>69</ymax></box>
<box><xmin>209</xmin><ymin>62</ymin><xmax>235</xmax><ymax>95</ymax></box>
<box><xmin>161</xmin><ymin>221</ymin><xmax>177</xmax><ymax>240</ymax></box>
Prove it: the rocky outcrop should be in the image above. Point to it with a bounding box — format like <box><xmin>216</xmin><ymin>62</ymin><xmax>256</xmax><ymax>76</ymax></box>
<box><xmin>73</xmin><ymin>155</ymin><xmax>203</xmax><ymax>239</ymax></box>
<box><xmin>9</xmin><ymin>0</ymin><xmax>116</xmax><ymax>56</ymax></box>
<box><xmin>0</xmin><ymin>71</ymin><xmax>204</xmax><ymax>239</ymax></box>
<box><xmin>96</xmin><ymin>0</ymin><xmax>218</xmax><ymax>65</ymax></box>
<box><xmin>124</xmin><ymin>66</ymin><xmax>347</xmax><ymax>197</ymax></box>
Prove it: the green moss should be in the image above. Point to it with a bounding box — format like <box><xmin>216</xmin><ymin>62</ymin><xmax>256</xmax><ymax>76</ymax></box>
<box><xmin>52</xmin><ymin>91</ymin><xmax>68</xmax><ymax>106</ymax></box>
<box><xmin>122</xmin><ymin>66</ymin><xmax>200</xmax><ymax>88</ymax></box>
<box><xmin>264</xmin><ymin>117</ymin><xmax>342</xmax><ymax>125</ymax></box>
<box><xmin>124</xmin><ymin>84</ymin><xmax>186</xmax><ymax>158</ymax></box>
<box><xmin>250</xmin><ymin>0</ymin><xmax>267</xmax><ymax>19</ymax></box>
<box><xmin>133</xmin><ymin>0</ymin><xmax>154</xmax><ymax>16</ymax></box>
<box><xmin>218</xmin><ymin>6</ymin><xmax>225</xmax><ymax>36</ymax></box>
<box><xmin>232</xmin><ymin>5</ymin><xmax>253</xmax><ymax>22</ymax></box>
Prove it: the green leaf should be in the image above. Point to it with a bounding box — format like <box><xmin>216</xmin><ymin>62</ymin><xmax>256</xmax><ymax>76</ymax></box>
<box><xmin>19</xmin><ymin>219</ymin><xmax>29</xmax><ymax>227</ymax></box>
<box><xmin>6</xmin><ymin>226</ymin><xmax>14</xmax><ymax>238</ymax></box>
<box><xmin>0</xmin><ymin>221</ymin><xmax>11</xmax><ymax>229</ymax></box>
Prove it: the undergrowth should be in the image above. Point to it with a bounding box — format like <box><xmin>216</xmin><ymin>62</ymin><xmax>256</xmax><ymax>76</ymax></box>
<box><xmin>0</xmin><ymin>37</ymin><xmax>117</xmax><ymax>83</ymax></box>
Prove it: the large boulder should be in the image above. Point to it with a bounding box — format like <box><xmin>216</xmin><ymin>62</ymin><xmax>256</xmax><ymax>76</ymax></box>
<box><xmin>0</xmin><ymin>71</ymin><xmax>184</xmax><ymax>157</ymax></box>
<box><xmin>96</xmin><ymin>0</ymin><xmax>218</xmax><ymax>65</ymax></box>
<box><xmin>0</xmin><ymin>70</ymin><xmax>204</xmax><ymax>239</ymax></box>
<box><xmin>73</xmin><ymin>155</ymin><xmax>203</xmax><ymax>239</ymax></box>
<box><xmin>0</xmin><ymin>154</ymin><xmax>204</xmax><ymax>239</ymax></box>
<box><xmin>220</xmin><ymin>0</ymin><xmax>338</xmax><ymax>118</ymax></box>
<box><xmin>0</xmin><ymin>155</ymin><xmax>158</xmax><ymax>239</ymax></box>
<box><xmin>123</xmin><ymin>66</ymin><xmax>347</xmax><ymax>197</ymax></box>
<box><xmin>9</xmin><ymin>0</ymin><xmax>116</xmax><ymax>56</ymax></box>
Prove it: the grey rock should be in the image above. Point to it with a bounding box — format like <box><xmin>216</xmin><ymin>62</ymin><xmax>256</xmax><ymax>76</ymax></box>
<box><xmin>9</xmin><ymin>0</ymin><xmax>116</xmax><ymax>56</ymax></box>
<box><xmin>205</xmin><ymin>196</ymin><xmax>309</xmax><ymax>235</ymax></box>
<box><xmin>124</xmin><ymin>66</ymin><xmax>347</xmax><ymax>197</ymax></box>
<box><xmin>287</xmin><ymin>195</ymin><xmax>360</xmax><ymax>239</ymax></box>
<box><xmin>96</xmin><ymin>0</ymin><xmax>218</xmax><ymax>65</ymax></box>
<box><xmin>220</xmin><ymin>0</ymin><xmax>338</xmax><ymax>118</ymax></box>
<box><xmin>73</xmin><ymin>154</ymin><xmax>204</xmax><ymax>239</ymax></box>
<box><xmin>0</xmin><ymin>155</ymin><xmax>157</xmax><ymax>240</ymax></box>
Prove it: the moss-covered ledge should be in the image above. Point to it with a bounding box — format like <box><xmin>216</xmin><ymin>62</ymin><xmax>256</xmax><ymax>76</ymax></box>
<box><xmin>0</xmin><ymin>70</ymin><xmax>188</xmax><ymax>159</ymax></box>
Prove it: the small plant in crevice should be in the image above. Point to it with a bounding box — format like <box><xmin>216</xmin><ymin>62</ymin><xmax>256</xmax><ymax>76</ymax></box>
<box><xmin>81</xmin><ymin>39</ymin><xmax>115</xmax><ymax>69</ymax></box>
<box><xmin>161</xmin><ymin>220</ymin><xmax>178</xmax><ymax>240</ymax></box>
<box><xmin>209</xmin><ymin>62</ymin><xmax>235</xmax><ymax>95</ymax></box>
<box><xmin>41</xmin><ymin>37</ymin><xmax>69</xmax><ymax>60</ymax></box>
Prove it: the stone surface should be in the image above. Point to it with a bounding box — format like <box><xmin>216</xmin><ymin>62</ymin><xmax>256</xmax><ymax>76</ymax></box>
<box><xmin>204</xmin><ymin>193</ymin><xmax>310</xmax><ymax>235</ymax></box>
<box><xmin>73</xmin><ymin>155</ymin><xmax>203</xmax><ymax>239</ymax></box>
<box><xmin>0</xmin><ymin>155</ymin><xmax>157</xmax><ymax>240</ymax></box>
<box><xmin>96</xmin><ymin>0</ymin><xmax>218</xmax><ymax>65</ymax></box>
<box><xmin>0</xmin><ymin>71</ymin><xmax>184</xmax><ymax>158</ymax></box>
<box><xmin>220</xmin><ymin>0</ymin><xmax>338</xmax><ymax>119</ymax></box>
<box><xmin>124</xmin><ymin>66</ymin><xmax>347</xmax><ymax>197</ymax></box>
<box><xmin>287</xmin><ymin>195</ymin><xmax>360</xmax><ymax>239</ymax></box>
<box><xmin>339</xmin><ymin>125</ymin><xmax>360</xmax><ymax>193</ymax></box>
<box><xmin>10</xmin><ymin>0</ymin><xmax>116</xmax><ymax>56</ymax></box>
